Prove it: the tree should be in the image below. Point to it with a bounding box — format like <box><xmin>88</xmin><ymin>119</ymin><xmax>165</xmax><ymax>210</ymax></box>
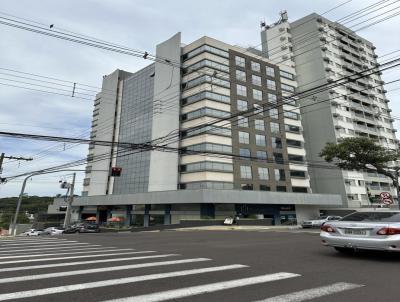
<box><xmin>320</xmin><ymin>137</ymin><xmax>400</xmax><ymax>203</ymax></box>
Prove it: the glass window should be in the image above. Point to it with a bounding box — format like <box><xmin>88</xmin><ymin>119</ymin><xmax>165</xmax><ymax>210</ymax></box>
<box><xmin>285</xmin><ymin>124</ymin><xmax>300</xmax><ymax>133</ymax></box>
<box><xmin>281</xmin><ymin>84</ymin><xmax>295</xmax><ymax>92</ymax></box>
<box><xmin>287</xmin><ymin>139</ymin><xmax>302</xmax><ymax>148</ymax></box>
<box><xmin>269</xmin><ymin>108</ymin><xmax>279</xmax><ymax>118</ymax></box>
<box><xmin>266</xmin><ymin>66</ymin><xmax>275</xmax><ymax>77</ymax></box>
<box><xmin>341</xmin><ymin>212</ymin><xmax>400</xmax><ymax>222</ymax></box>
<box><xmin>241</xmin><ymin>184</ymin><xmax>253</xmax><ymax>190</ymax></box>
<box><xmin>268</xmin><ymin>93</ymin><xmax>277</xmax><ymax>104</ymax></box>
<box><xmin>267</xmin><ymin>79</ymin><xmax>276</xmax><ymax>90</ymax></box>
<box><xmin>254</xmin><ymin>104</ymin><xmax>264</xmax><ymax>115</ymax></box>
<box><xmin>256</xmin><ymin>151</ymin><xmax>267</xmax><ymax>160</ymax></box>
<box><xmin>260</xmin><ymin>185</ymin><xmax>270</xmax><ymax>191</ymax></box>
<box><xmin>258</xmin><ymin>167</ymin><xmax>269</xmax><ymax>180</ymax></box>
<box><xmin>236</xmin><ymin>70</ymin><xmax>246</xmax><ymax>82</ymax></box>
<box><xmin>277</xmin><ymin>186</ymin><xmax>287</xmax><ymax>192</ymax></box>
<box><xmin>288</xmin><ymin>154</ymin><xmax>304</xmax><ymax>162</ymax></box>
<box><xmin>239</xmin><ymin>148</ymin><xmax>251</xmax><ymax>160</ymax></box>
<box><xmin>254</xmin><ymin>119</ymin><xmax>265</xmax><ymax>131</ymax></box>
<box><xmin>237</xmin><ymin>100</ymin><xmax>248</xmax><ymax>111</ymax></box>
<box><xmin>280</xmin><ymin>70</ymin><xmax>294</xmax><ymax>80</ymax></box>
<box><xmin>240</xmin><ymin>166</ymin><xmax>252</xmax><ymax>179</ymax></box>
<box><xmin>273</xmin><ymin>152</ymin><xmax>284</xmax><ymax>164</ymax></box>
<box><xmin>236</xmin><ymin>84</ymin><xmax>247</xmax><ymax>96</ymax></box>
<box><xmin>251</xmin><ymin>61</ymin><xmax>261</xmax><ymax>72</ymax></box>
<box><xmin>284</xmin><ymin>111</ymin><xmax>299</xmax><ymax>120</ymax></box>
<box><xmin>253</xmin><ymin>89</ymin><xmax>263</xmax><ymax>100</ymax></box>
<box><xmin>272</xmin><ymin>137</ymin><xmax>282</xmax><ymax>149</ymax></box>
<box><xmin>292</xmin><ymin>187</ymin><xmax>308</xmax><ymax>193</ymax></box>
<box><xmin>290</xmin><ymin>170</ymin><xmax>306</xmax><ymax>178</ymax></box>
<box><xmin>252</xmin><ymin>75</ymin><xmax>261</xmax><ymax>86</ymax></box>
<box><xmin>235</xmin><ymin>56</ymin><xmax>245</xmax><ymax>67</ymax></box>
<box><xmin>238</xmin><ymin>116</ymin><xmax>249</xmax><ymax>127</ymax></box>
<box><xmin>255</xmin><ymin>134</ymin><xmax>266</xmax><ymax>146</ymax></box>
<box><xmin>238</xmin><ymin>131</ymin><xmax>249</xmax><ymax>144</ymax></box>
<box><xmin>275</xmin><ymin>169</ymin><xmax>286</xmax><ymax>181</ymax></box>
<box><xmin>270</xmin><ymin>122</ymin><xmax>280</xmax><ymax>135</ymax></box>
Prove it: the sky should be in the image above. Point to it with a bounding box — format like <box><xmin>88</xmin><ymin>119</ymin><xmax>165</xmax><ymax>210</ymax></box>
<box><xmin>0</xmin><ymin>0</ymin><xmax>399</xmax><ymax>197</ymax></box>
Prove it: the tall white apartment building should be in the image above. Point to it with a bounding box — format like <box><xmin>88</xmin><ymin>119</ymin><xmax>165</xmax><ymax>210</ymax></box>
<box><xmin>261</xmin><ymin>12</ymin><xmax>398</xmax><ymax>207</ymax></box>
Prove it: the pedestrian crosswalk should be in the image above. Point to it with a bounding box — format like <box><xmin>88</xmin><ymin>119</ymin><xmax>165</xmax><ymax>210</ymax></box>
<box><xmin>0</xmin><ymin>236</ymin><xmax>363</xmax><ymax>301</ymax></box>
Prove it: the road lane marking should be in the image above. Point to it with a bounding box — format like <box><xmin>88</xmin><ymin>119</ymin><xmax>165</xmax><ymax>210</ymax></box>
<box><xmin>101</xmin><ymin>272</ymin><xmax>301</xmax><ymax>302</ymax></box>
<box><xmin>0</xmin><ymin>254</ymin><xmax>181</xmax><ymax>272</ymax></box>
<box><xmin>254</xmin><ymin>282</ymin><xmax>364</xmax><ymax>302</ymax></box>
<box><xmin>0</xmin><ymin>238</ymin><xmax>68</xmax><ymax>242</ymax></box>
<box><xmin>0</xmin><ymin>242</ymin><xmax>87</xmax><ymax>248</ymax></box>
<box><xmin>0</xmin><ymin>258</ymin><xmax>212</xmax><ymax>284</ymax></box>
<box><xmin>0</xmin><ymin>248</ymin><xmax>133</xmax><ymax>259</ymax></box>
<box><xmin>0</xmin><ymin>265</ymin><xmax>247</xmax><ymax>301</ymax></box>
<box><xmin>0</xmin><ymin>251</ymin><xmax>156</xmax><ymax>265</ymax></box>
<box><xmin>0</xmin><ymin>244</ymin><xmax>102</xmax><ymax>253</ymax></box>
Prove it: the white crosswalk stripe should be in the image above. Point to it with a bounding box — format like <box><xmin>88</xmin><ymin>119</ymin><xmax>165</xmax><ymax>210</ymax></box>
<box><xmin>0</xmin><ymin>238</ymin><xmax>68</xmax><ymax>242</ymax></box>
<box><xmin>0</xmin><ymin>251</ymin><xmax>156</xmax><ymax>264</ymax></box>
<box><xmin>0</xmin><ymin>254</ymin><xmax>182</xmax><ymax>272</ymax></box>
<box><xmin>101</xmin><ymin>273</ymin><xmax>301</xmax><ymax>302</ymax></box>
<box><xmin>0</xmin><ymin>248</ymin><xmax>134</xmax><ymax>259</ymax></box>
<box><xmin>0</xmin><ymin>242</ymin><xmax>86</xmax><ymax>248</ymax></box>
<box><xmin>0</xmin><ymin>239</ymin><xmax>364</xmax><ymax>301</ymax></box>
<box><xmin>254</xmin><ymin>282</ymin><xmax>364</xmax><ymax>302</ymax></box>
<box><xmin>0</xmin><ymin>264</ymin><xmax>247</xmax><ymax>301</ymax></box>
<box><xmin>0</xmin><ymin>244</ymin><xmax>101</xmax><ymax>253</ymax></box>
<box><xmin>0</xmin><ymin>258</ymin><xmax>211</xmax><ymax>284</ymax></box>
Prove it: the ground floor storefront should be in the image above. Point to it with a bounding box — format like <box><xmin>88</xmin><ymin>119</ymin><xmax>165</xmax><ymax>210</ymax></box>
<box><xmin>49</xmin><ymin>189</ymin><xmax>342</xmax><ymax>227</ymax></box>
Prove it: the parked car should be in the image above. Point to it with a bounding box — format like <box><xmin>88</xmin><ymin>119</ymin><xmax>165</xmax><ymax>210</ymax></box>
<box><xmin>64</xmin><ymin>223</ymin><xmax>83</xmax><ymax>233</ymax></box>
<box><xmin>78</xmin><ymin>223</ymin><xmax>99</xmax><ymax>233</ymax></box>
<box><xmin>64</xmin><ymin>223</ymin><xmax>99</xmax><ymax>233</ymax></box>
<box><xmin>301</xmin><ymin>216</ymin><xmax>342</xmax><ymax>228</ymax></box>
<box><xmin>44</xmin><ymin>227</ymin><xmax>65</xmax><ymax>235</ymax></box>
<box><xmin>24</xmin><ymin>229</ymin><xmax>46</xmax><ymax>236</ymax></box>
<box><xmin>320</xmin><ymin>210</ymin><xmax>400</xmax><ymax>253</ymax></box>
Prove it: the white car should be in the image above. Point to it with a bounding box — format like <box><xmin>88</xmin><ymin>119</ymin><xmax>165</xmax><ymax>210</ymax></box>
<box><xmin>44</xmin><ymin>227</ymin><xmax>65</xmax><ymax>235</ymax></box>
<box><xmin>301</xmin><ymin>216</ymin><xmax>342</xmax><ymax>228</ymax></box>
<box><xmin>24</xmin><ymin>229</ymin><xmax>46</xmax><ymax>236</ymax></box>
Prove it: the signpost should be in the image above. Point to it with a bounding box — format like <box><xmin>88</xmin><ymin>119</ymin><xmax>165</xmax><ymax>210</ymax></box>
<box><xmin>379</xmin><ymin>192</ymin><xmax>393</xmax><ymax>205</ymax></box>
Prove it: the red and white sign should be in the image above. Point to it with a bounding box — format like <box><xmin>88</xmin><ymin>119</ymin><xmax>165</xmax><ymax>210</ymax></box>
<box><xmin>380</xmin><ymin>192</ymin><xmax>393</xmax><ymax>204</ymax></box>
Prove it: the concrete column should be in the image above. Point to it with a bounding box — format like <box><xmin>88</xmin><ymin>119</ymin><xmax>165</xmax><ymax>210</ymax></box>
<box><xmin>143</xmin><ymin>204</ymin><xmax>151</xmax><ymax>227</ymax></box>
<box><xmin>164</xmin><ymin>204</ymin><xmax>171</xmax><ymax>225</ymax></box>
<box><xmin>273</xmin><ymin>206</ymin><xmax>281</xmax><ymax>225</ymax></box>
<box><xmin>125</xmin><ymin>205</ymin><xmax>132</xmax><ymax>226</ymax></box>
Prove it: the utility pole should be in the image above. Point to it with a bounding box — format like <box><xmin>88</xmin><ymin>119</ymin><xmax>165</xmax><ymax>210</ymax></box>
<box><xmin>63</xmin><ymin>173</ymin><xmax>76</xmax><ymax>228</ymax></box>
<box><xmin>0</xmin><ymin>153</ymin><xmax>33</xmax><ymax>174</ymax></box>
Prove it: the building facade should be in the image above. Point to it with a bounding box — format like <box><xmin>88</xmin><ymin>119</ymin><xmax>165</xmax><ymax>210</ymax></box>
<box><xmin>261</xmin><ymin>12</ymin><xmax>398</xmax><ymax>207</ymax></box>
<box><xmin>50</xmin><ymin>32</ymin><xmax>344</xmax><ymax>226</ymax></box>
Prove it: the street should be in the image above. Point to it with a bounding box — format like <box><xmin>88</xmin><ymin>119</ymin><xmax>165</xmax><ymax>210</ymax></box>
<box><xmin>0</xmin><ymin>229</ymin><xmax>398</xmax><ymax>301</ymax></box>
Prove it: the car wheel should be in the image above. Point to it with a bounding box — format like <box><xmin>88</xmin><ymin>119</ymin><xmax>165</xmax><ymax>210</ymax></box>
<box><xmin>334</xmin><ymin>247</ymin><xmax>354</xmax><ymax>254</ymax></box>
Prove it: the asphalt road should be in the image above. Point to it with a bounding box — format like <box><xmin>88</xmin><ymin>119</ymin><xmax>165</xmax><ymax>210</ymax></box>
<box><xmin>0</xmin><ymin>229</ymin><xmax>399</xmax><ymax>302</ymax></box>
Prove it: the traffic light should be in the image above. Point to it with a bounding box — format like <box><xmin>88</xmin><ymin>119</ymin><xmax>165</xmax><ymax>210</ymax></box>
<box><xmin>111</xmin><ymin>167</ymin><xmax>122</xmax><ymax>177</ymax></box>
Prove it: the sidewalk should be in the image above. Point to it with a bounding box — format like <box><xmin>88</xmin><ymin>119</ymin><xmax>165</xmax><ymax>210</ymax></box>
<box><xmin>170</xmin><ymin>225</ymin><xmax>302</xmax><ymax>232</ymax></box>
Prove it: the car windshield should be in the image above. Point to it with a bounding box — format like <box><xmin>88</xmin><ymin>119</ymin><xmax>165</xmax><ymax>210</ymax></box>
<box><xmin>341</xmin><ymin>212</ymin><xmax>400</xmax><ymax>222</ymax></box>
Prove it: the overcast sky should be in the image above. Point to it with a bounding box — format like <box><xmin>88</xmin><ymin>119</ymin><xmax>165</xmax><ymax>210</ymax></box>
<box><xmin>0</xmin><ymin>0</ymin><xmax>399</xmax><ymax>197</ymax></box>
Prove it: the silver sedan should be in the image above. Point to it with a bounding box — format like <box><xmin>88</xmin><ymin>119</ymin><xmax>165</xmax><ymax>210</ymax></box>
<box><xmin>320</xmin><ymin>210</ymin><xmax>400</xmax><ymax>253</ymax></box>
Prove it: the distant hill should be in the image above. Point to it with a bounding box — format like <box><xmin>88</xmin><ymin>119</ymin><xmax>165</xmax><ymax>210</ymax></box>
<box><xmin>0</xmin><ymin>196</ymin><xmax>55</xmax><ymax>214</ymax></box>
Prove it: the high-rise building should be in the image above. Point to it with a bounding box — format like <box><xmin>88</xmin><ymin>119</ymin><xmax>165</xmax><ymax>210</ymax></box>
<box><xmin>261</xmin><ymin>12</ymin><xmax>398</xmax><ymax>207</ymax></box>
<box><xmin>49</xmin><ymin>33</ymin><xmax>342</xmax><ymax>226</ymax></box>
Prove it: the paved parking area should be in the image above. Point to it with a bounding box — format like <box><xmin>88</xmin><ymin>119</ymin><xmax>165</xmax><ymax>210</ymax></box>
<box><xmin>0</xmin><ymin>230</ymin><xmax>398</xmax><ymax>301</ymax></box>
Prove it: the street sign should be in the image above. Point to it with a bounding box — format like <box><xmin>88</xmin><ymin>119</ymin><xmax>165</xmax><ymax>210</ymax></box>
<box><xmin>380</xmin><ymin>192</ymin><xmax>393</xmax><ymax>204</ymax></box>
